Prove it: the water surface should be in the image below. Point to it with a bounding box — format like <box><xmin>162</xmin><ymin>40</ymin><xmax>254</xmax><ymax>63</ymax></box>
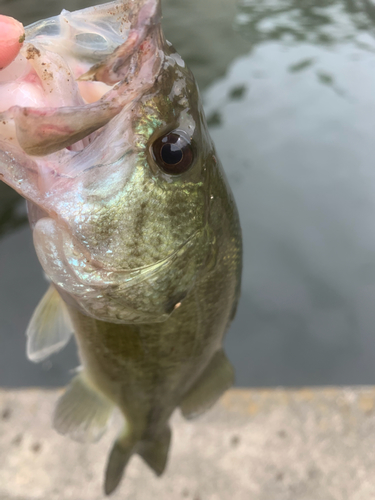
<box><xmin>1</xmin><ymin>0</ymin><xmax>375</xmax><ymax>387</ymax></box>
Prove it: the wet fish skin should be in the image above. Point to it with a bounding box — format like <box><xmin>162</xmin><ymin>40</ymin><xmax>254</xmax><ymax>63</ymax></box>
<box><xmin>63</xmin><ymin>37</ymin><xmax>242</xmax><ymax>492</ymax></box>
<box><xmin>0</xmin><ymin>0</ymin><xmax>242</xmax><ymax>494</ymax></box>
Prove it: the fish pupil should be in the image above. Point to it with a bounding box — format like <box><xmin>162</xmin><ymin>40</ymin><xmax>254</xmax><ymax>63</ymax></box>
<box><xmin>160</xmin><ymin>143</ymin><xmax>183</xmax><ymax>165</ymax></box>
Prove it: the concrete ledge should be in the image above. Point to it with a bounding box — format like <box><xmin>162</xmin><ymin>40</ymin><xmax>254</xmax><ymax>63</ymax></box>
<box><xmin>1</xmin><ymin>387</ymin><xmax>375</xmax><ymax>499</ymax></box>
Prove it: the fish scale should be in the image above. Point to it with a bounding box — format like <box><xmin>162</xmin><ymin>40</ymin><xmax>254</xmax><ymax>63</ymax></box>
<box><xmin>0</xmin><ymin>0</ymin><xmax>242</xmax><ymax>495</ymax></box>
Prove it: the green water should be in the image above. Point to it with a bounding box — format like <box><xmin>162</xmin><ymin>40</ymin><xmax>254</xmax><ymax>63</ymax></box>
<box><xmin>1</xmin><ymin>0</ymin><xmax>375</xmax><ymax>387</ymax></box>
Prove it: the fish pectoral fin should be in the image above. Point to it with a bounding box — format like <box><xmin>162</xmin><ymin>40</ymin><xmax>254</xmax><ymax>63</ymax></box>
<box><xmin>26</xmin><ymin>284</ymin><xmax>73</xmax><ymax>363</ymax></box>
<box><xmin>180</xmin><ymin>350</ymin><xmax>235</xmax><ymax>420</ymax></box>
<box><xmin>137</xmin><ymin>426</ymin><xmax>171</xmax><ymax>477</ymax></box>
<box><xmin>53</xmin><ymin>373</ymin><xmax>113</xmax><ymax>443</ymax></box>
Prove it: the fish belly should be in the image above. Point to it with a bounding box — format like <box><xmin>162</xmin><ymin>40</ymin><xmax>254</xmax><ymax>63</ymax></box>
<box><xmin>67</xmin><ymin>291</ymin><xmax>227</xmax><ymax>434</ymax></box>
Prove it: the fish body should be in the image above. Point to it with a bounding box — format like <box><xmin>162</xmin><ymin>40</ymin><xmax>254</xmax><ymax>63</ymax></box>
<box><xmin>0</xmin><ymin>0</ymin><xmax>242</xmax><ymax>494</ymax></box>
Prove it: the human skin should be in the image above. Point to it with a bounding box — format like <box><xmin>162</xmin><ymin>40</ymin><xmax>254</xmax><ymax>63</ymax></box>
<box><xmin>0</xmin><ymin>15</ymin><xmax>24</xmax><ymax>70</ymax></box>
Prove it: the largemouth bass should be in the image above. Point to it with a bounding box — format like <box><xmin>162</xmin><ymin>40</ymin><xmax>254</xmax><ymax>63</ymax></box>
<box><xmin>0</xmin><ymin>0</ymin><xmax>242</xmax><ymax>494</ymax></box>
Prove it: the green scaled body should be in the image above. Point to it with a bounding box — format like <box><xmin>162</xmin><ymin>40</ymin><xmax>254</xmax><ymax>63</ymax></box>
<box><xmin>0</xmin><ymin>0</ymin><xmax>242</xmax><ymax>495</ymax></box>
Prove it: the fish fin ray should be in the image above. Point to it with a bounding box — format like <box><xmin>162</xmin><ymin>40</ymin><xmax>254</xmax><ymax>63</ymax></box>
<box><xmin>180</xmin><ymin>349</ymin><xmax>234</xmax><ymax>419</ymax></box>
<box><xmin>26</xmin><ymin>284</ymin><xmax>73</xmax><ymax>363</ymax></box>
<box><xmin>105</xmin><ymin>433</ymin><xmax>136</xmax><ymax>496</ymax></box>
<box><xmin>53</xmin><ymin>373</ymin><xmax>113</xmax><ymax>443</ymax></box>
<box><xmin>137</xmin><ymin>426</ymin><xmax>171</xmax><ymax>476</ymax></box>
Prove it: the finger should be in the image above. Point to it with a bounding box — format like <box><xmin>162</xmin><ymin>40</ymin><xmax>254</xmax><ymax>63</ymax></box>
<box><xmin>0</xmin><ymin>15</ymin><xmax>25</xmax><ymax>70</ymax></box>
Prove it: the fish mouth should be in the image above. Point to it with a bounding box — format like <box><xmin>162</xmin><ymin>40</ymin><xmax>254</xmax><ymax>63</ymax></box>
<box><xmin>0</xmin><ymin>0</ymin><xmax>164</xmax><ymax>158</ymax></box>
<box><xmin>0</xmin><ymin>0</ymin><xmax>165</xmax><ymax>213</ymax></box>
<box><xmin>24</xmin><ymin>0</ymin><xmax>163</xmax><ymax>85</ymax></box>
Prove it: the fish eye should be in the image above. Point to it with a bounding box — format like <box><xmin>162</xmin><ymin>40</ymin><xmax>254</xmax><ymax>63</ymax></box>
<box><xmin>152</xmin><ymin>132</ymin><xmax>194</xmax><ymax>175</ymax></box>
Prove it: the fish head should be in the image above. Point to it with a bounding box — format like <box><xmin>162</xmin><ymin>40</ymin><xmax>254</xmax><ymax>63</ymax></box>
<box><xmin>0</xmin><ymin>0</ymin><xmax>218</xmax><ymax>323</ymax></box>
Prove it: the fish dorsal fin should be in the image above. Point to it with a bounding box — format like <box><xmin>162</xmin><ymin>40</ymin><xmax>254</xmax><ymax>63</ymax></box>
<box><xmin>54</xmin><ymin>373</ymin><xmax>113</xmax><ymax>444</ymax></box>
<box><xmin>26</xmin><ymin>284</ymin><xmax>73</xmax><ymax>363</ymax></box>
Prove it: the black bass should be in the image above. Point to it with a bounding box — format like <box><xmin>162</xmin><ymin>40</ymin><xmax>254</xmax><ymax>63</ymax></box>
<box><xmin>0</xmin><ymin>0</ymin><xmax>242</xmax><ymax>494</ymax></box>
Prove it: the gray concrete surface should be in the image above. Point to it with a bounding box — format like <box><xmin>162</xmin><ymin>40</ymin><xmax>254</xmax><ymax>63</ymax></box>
<box><xmin>1</xmin><ymin>388</ymin><xmax>375</xmax><ymax>499</ymax></box>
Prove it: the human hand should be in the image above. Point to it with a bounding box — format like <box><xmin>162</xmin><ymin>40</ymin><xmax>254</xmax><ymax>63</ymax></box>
<box><xmin>0</xmin><ymin>15</ymin><xmax>24</xmax><ymax>70</ymax></box>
